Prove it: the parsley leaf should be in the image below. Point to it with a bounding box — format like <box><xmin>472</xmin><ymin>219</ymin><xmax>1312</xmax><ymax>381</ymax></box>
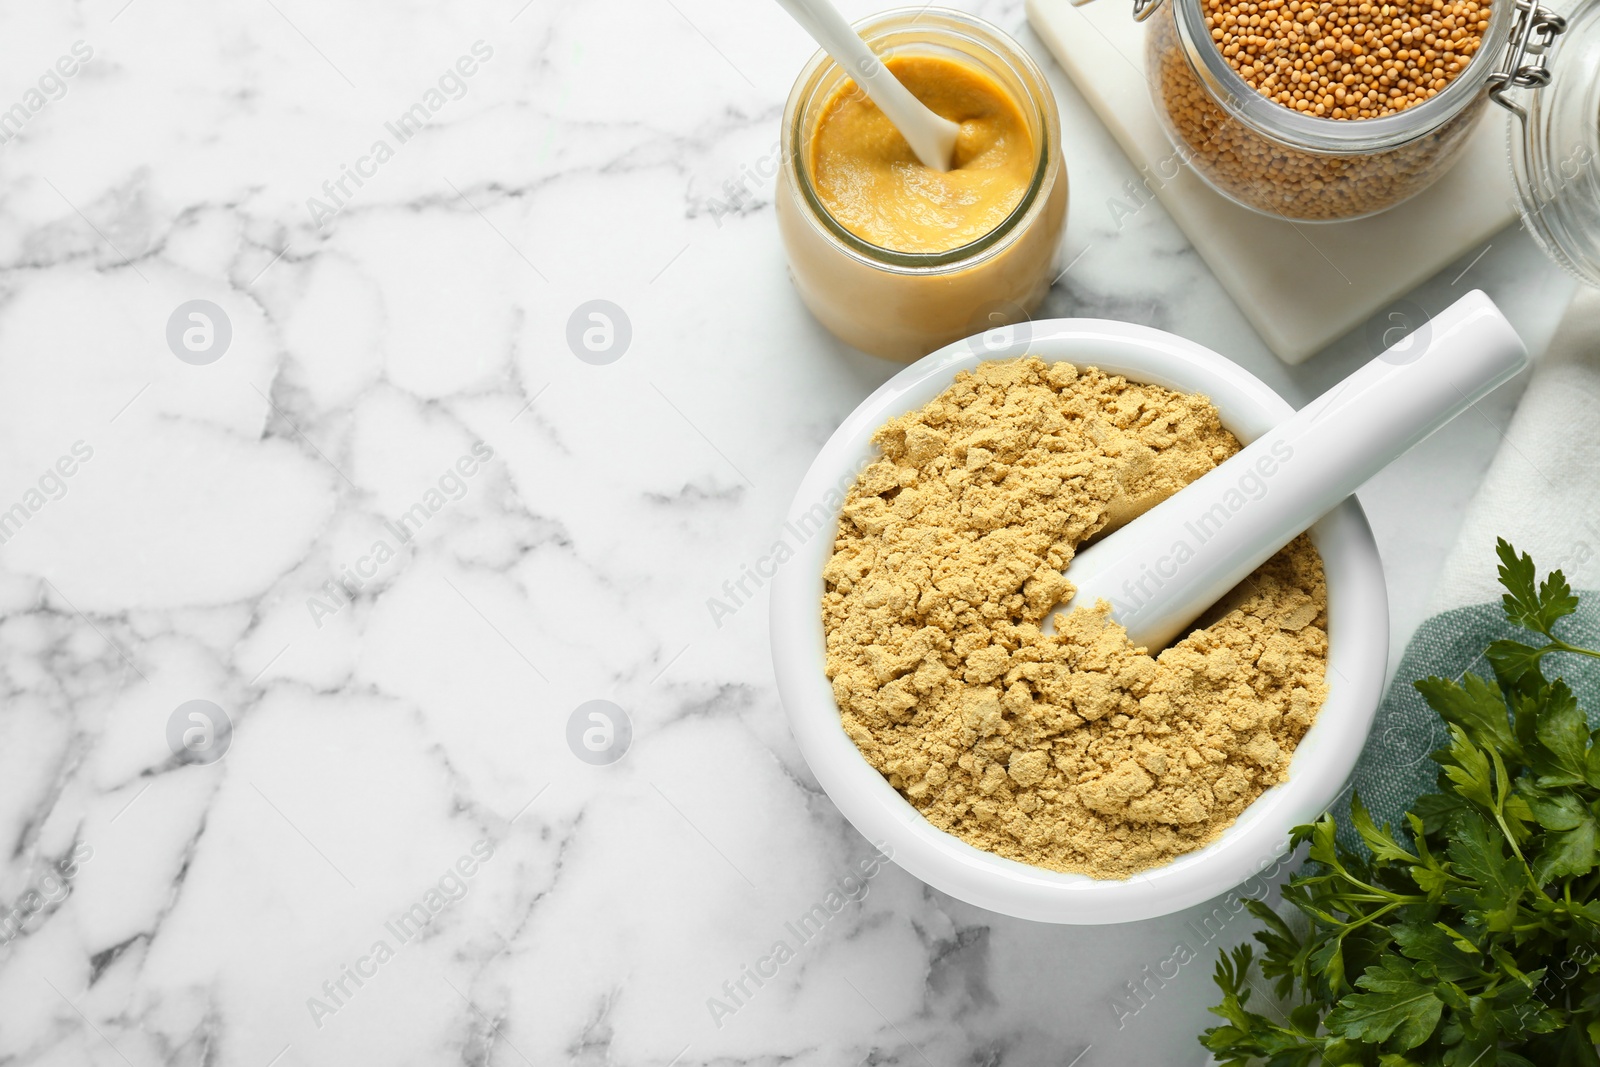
<box><xmin>1417</xmin><ymin>673</ymin><xmax>1520</xmax><ymax>762</ymax></box>
<box><xmin>1497</xmin><ymin>537</ymin><xmax>1580</xmax><ymax>638</ymax></box>
<box><xmin>1326</xmin><ymin>956</ymin><xmax>1446</xmax><ymax>1049</ymax></box>
<box><xmin>1353</xmin><ymin>793</ymin><xmax>1421</xmax><ymax>865</ymax></box>
<box><xmin>1532</xmin><ymin>679</ymin><xmax>1590</xmax><ymax>788</ymax></box>
<box><xmin>1446</xmin><ymin>811</ymin><xmax>1525</xmax><ymax>934</ymax></box>
<box><xmin>1489</xmin><ymin>637</ymin><xmax>1551</xmax><ymax>686</ymax></box>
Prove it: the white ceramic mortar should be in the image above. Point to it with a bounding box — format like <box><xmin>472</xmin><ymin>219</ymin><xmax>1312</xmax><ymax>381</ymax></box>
<box><xmin>770</xmin><ymin>319</ymin><xmax>1388</xmax><ymax>924</ymax></box>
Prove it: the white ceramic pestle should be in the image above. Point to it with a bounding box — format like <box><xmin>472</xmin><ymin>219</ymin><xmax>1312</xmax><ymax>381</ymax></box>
<box><xmin>1054</xmin><ymin>289</ymin><xmax>1528</xmax><ymax>650</ymax></box>
<box><xmin>774</xmin><ymin>0</ymin><xmax>960</xmax><ymax>171</ymax></box>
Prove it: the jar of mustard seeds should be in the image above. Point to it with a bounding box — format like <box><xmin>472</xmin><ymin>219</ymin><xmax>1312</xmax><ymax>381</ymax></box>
<box><xmin>777</xmin><ymin>9</ymin><xmax>1067</xmax><ymax>362</ymax></box>
<box><xmin>1090</xmin><ymin>0</ymin><xmax>1567</xmax><ymax>220</ymax></box>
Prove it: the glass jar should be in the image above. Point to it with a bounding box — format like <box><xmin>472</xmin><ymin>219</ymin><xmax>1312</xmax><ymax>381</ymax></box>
<box><xmin>1507</xmin><ymin>0</ymin><xmax>1600</xmax><ymax>284</ymax></box>
<box><xmin>1135</xmin><ymin>0</ymin><xmax>1518</xmax><ymax>220</ymax></box>
<box><xmin>776</xmin><ymin>9</ymin><xmax>1067</xmax><ymax>362</ymax></box>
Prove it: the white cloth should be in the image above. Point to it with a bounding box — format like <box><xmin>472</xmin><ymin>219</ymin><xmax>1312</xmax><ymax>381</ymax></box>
<box><xmin>1429</xmin><ymin>286</ymin><xmax>1600</xmax><ymax>608</ymax></box>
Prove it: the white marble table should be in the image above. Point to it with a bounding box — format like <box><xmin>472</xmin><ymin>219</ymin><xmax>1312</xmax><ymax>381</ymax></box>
<box><xmin>0</xmin><ymin>1</ymin><xmax>1577</xmax><ymax>1065</ymax></box>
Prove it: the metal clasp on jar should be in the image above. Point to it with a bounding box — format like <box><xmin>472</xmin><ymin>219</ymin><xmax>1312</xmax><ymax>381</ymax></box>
<box><xmin>1068</xmin><ymin>0</ymin><xmax>1169</xmax><ymax>22</ymax></box>
<box><xmin>1488</xmin><ymin>0</ymin><xmax>1567</xmax><ymax>117</ymax></box>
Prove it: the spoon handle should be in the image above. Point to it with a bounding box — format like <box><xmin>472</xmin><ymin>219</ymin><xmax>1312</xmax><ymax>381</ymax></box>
<box><xmin>1059</xmin><ymin>289</ymin><xmax>1528</xmax><ymax>651</ymax></box>
<box><xmin>775</xmin><ymin>0</ymin><xmax>959</xmax><ymax>171</ymax></box>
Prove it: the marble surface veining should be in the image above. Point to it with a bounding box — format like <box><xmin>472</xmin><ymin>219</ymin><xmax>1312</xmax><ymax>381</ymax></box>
<box><xmin>0</xmin><ymin>0</ymin><xmax>1578</xmax><ymax>1065</ymax></box>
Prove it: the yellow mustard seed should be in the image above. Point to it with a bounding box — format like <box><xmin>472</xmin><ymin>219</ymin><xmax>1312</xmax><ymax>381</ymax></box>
<box><xmin>1205</xmin><ymin>0</ymin><xmax>1487</xmax><ymax>117</ymax></box>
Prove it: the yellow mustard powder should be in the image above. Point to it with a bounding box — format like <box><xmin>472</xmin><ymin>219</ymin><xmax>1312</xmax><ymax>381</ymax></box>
<box><xmin>821</xmin><ymin>358</ymin><xmax>1330</xmax><ymax>879</ymax></box>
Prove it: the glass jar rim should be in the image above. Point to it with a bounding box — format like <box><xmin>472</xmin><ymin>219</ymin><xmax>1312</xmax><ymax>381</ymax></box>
<box><xmin>783</xmin><ymin>7</ymin><xmax>1059</xmax><ymax>271</ymax></box>
<box><xmin>1169</xmin><ymin>0</ymin><xmax>1515</xmax><ymax>153</ymax></box>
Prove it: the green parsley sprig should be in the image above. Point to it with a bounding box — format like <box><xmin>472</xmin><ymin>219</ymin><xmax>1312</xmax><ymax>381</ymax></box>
<box><xmin>1202</xmin><ymin>539</ymin><xmax>1600</xmax><ymax>1067</ymax></box>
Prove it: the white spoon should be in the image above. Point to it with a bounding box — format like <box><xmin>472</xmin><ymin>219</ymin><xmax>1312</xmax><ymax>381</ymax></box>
<box><xmin>775</xmin><ymin>0</ymin><xmax>960</xmax><ymax>171</ymax></box>
<box><xmin>1054</xmin><ymin>290</ymin><xmax>1528</xmax><ymax>651</ymax></box>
